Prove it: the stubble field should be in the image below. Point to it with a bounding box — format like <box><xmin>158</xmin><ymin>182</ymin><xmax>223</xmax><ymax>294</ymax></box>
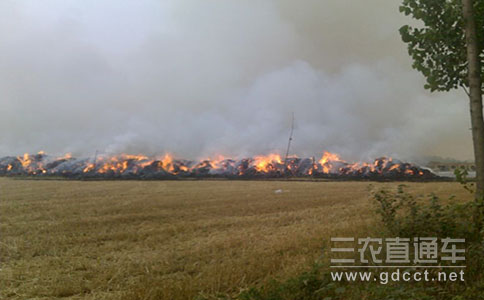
<box><xmin>0</xmin><ymin>178</ymin><xmax>471</xmax><ymax>300</ymax></box>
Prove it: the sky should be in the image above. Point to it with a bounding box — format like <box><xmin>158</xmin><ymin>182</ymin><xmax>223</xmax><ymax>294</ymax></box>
<box><xmin>0</xmin><ymin>0</ymin><xmax>474</xmax><ymax>162</ymax></box>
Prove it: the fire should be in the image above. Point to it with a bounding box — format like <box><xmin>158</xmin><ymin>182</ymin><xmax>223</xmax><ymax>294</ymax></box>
<box><xmin>405</xmin><ymin>169</ymin><xmax>414</xmax><ymax>175</ymax></box>
<box><xmin>81</xmin><ymin>154</ymin><xmax>152</xmax><ymax>174</ymax></box>
<box><xmin>1</xmin><ymin>151</ymin><xmax>435</xmax><ymax>180</ymax></box>
<box><xmin>18</xmin><ymin>153</ymin><xmax>32</xmax><ymax>168</ymax></box>
<box><xmin>160</xmin><ymin>154</ymin><xmax>175</xmax><ymax>173</ymax></box>
<box><xmin>83</xmin><ymin>163</ymin><xmax>95</xmax><ymax>173</ymax></box>
<box><xmin>123</xmin><ymin>154</ymin><xmax>148</xmax><ymax>161</ymax></box>
<box><xmin>203</xmin><ymin>155</ymin><xmax>226</xmax><ymax>169</ymax></box>
<box><xmin>318</xmin><ymin>151</ymin><xmax>342</xmax><ymax>174</ymax></box>
<box><xmin>97</xmin><ymin>156</ymin><xmax>130</xmax><ymax>174</ymax></box>
<box><xmin>253</xmin><ymin>154</ymin><xmax>282</xmax><ymax>172</ymax></box>
<box><xmin>57</xmin><ymin>153</ymin><xmax>72</xmax><ymax>160</ymax></box>
<box><xmin>319</xmin><ymin>151</ymin><xmax>341</xmax><ymax>165</ymax></box>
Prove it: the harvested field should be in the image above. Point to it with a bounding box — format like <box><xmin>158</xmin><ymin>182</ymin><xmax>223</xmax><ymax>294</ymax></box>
<box><xmin>0</xmin><ymin>178</ymin><xmax>471</xmax><ymax>299</ymax></box>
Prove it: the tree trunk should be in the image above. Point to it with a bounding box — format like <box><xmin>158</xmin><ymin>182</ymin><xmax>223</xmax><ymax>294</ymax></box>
<box><xmin>462</xmin><ymin>0</ymin><xmax>484</xmax><ymax>199</ymax></box>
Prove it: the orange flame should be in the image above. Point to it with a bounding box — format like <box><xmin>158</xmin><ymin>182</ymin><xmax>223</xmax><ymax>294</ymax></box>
<box><xmin>159</xmin><ymin>154</ymin><xmax>175</xmax><ymax>172</ymax></box>
<box><xmin>57</xmin><ymin>153</ymin><xmax>72</xmax><ymax>160</ymax></box>
<box><xmin>318</xmin><ymin>151</ymin><xmax>342</xmax><ymax>173</ymax></box>
<box><xmin>253</xmin><ymin>154</ymin><xmax>282</xmax><ymax>172</ymax></box>
<box><xmin>83</xmin><ymin>163</ymin><xmax>95</xmax><ymax>173</ymax></box>
<box><xmin>18</xmin><ymin>153</ymin><xmax>32</xmax><ymax>168</ymax></box>
<box><xmin>4</xmin><ymin>151</ymin><xmax>430</xmax><ymax>179</ymax></box>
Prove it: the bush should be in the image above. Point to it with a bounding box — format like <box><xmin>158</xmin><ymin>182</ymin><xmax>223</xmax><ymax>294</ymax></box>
<box><xmin>369</xmin><ymin>179</ymin><xmax>484</xmax><ymax>300</ymax></box>
<box><xmin>370</xmin><ymin>184</ymin><xmax>481</xmax><ymax>241</ymax></box>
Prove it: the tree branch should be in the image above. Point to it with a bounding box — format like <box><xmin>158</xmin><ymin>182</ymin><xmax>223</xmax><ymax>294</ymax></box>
<box><xmin>461</xmin><ymin>84</ymin><xmax>471</xmax><ymax>97</ymax></box>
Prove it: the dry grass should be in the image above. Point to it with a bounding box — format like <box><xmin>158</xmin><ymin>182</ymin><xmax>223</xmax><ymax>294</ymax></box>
<box><xmin>0</xmin><ymin>178</ymin><xmax>471</xmax><ymax>300</ymax></box>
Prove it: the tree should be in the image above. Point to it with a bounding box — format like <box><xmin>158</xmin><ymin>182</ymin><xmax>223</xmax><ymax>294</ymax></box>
<box><xmin>399</xmin><ymin>0</ymin><xmax>484</xmax><ymax>198</ymax></box>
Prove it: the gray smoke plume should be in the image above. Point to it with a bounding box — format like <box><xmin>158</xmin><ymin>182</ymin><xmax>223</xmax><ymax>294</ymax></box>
<box><xmin>0</xmin><ymin>0</ymin><xmax>473</xmax><ymax>162</ymax></box>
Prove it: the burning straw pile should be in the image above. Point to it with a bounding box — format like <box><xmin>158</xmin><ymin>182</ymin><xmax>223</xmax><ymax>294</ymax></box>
<box><xmin>0</xmin><ymin>151</ymin><xmax>437</xmax><ymax>180</ymax></box>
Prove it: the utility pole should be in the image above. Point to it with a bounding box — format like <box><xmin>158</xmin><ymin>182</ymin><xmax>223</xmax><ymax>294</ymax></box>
<box><xmin>93</xmin><ymin>150</ymin><xmax>98</xmax><ymax>169</ymax></box>
<box><xmin>283</xmin><ymin>113</ymin><xmax>294</xmax><ymax>175</ymax></box>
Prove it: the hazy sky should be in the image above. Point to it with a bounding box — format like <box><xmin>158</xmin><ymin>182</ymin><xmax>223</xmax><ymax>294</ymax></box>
<box><xmin>0</xmin><ymin>0</ymin><xmax>474</xmax><ymax>161</ymax></box>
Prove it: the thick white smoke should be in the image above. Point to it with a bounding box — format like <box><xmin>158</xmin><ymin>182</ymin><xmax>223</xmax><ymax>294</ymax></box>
<box><xmin>0</xmin><ymin>0</ymin><xmax>473</xmax><ymax>162</ymax></box>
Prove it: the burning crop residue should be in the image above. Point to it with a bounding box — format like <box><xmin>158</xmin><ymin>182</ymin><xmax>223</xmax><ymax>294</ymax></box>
<box><xmin>0</xmin><ymin>151</ymin><xmax>437</xmax><ymax>180</ymax></box>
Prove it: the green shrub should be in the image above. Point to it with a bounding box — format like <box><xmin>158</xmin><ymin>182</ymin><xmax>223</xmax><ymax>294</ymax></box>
<box><xmin>370</xmin><ymin>184</ymin><xmax>481</xmax><ymax>241</ymax></box>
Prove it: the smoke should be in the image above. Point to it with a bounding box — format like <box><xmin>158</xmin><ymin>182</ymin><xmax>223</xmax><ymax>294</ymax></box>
<box><xmin>0</xmin><ymin>0</ymin><xmax>473</xmax><ymax>161</ymax></box>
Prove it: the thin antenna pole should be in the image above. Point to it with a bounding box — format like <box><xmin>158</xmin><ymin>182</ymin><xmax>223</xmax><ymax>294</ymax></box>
<box><xmin>93</xmin><ymin>150</ymin><xmax>98</xmax><ymax>166</ymax></box>
<box><xmin>283</xmin><ymin>113</ymin><xmax>294</xmax><ymax>174</ymax></box>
